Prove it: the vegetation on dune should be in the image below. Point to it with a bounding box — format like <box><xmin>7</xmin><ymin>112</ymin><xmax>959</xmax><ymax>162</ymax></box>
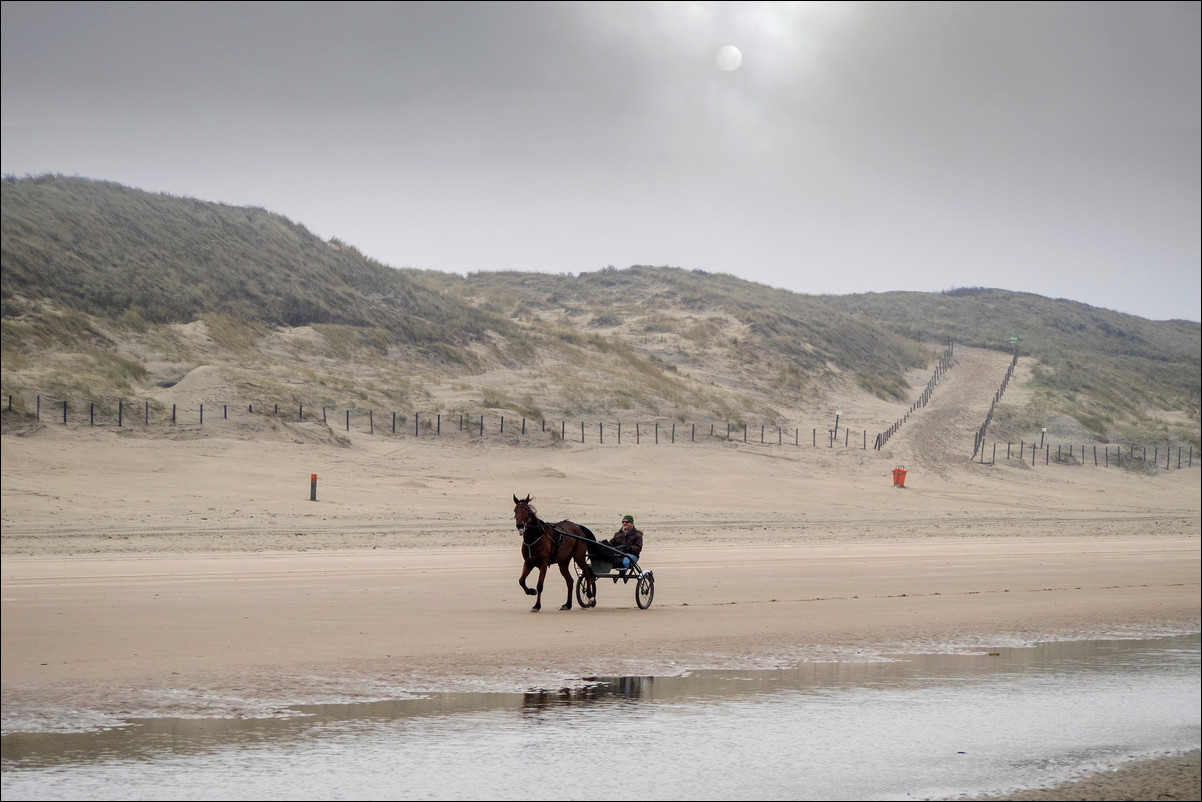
<box><xmin>825</xmin><ymin>289</ymin><xmax>1200</xmax><ymax>443</ymax></box>
<box><xmin>2</xmin><ymin>174</ymin><xmax>1198</xmax><ymax>449</ymax></box>
<box><xmin>419</xmin><ymin>265</ymin><xmax>933</xmax><ymax>402</ymax></box>
<box><xmin>1</xmin><ymin>174</ymin><xmax>510</xmax><ymax>353</ymax></box>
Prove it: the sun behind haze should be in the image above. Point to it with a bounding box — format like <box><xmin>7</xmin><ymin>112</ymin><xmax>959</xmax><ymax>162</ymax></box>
<box><xmin>716</xmin><ymin>44</ymin><xmax>742</xmax><ymax>71</ymax></box>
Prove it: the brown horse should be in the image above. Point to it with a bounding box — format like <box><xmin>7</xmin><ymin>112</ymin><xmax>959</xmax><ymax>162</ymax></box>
<box><xmin>513</xmin><ymin>494</ymin><xmax>597</xmax><ymax>612</ymax></box>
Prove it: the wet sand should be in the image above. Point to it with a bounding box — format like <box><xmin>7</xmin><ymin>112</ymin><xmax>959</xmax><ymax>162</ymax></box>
<box><xmin>976</xmin><ymin>749</ymin><xmax>1200</xmax><ymax>801</ymax></box>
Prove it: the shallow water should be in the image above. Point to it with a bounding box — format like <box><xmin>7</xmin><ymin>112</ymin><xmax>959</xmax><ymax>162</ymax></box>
<box><xmin>2</xmin><ymin>635</ymin><xmax>1199</xmax><ymax>801</ymax></box>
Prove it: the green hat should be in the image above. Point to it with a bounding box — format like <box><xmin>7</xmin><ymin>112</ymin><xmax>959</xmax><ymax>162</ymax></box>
<box><xmin>622</xmin><ymin>515</ymin><xmax>634</xmax><ymax>523</ymax></box>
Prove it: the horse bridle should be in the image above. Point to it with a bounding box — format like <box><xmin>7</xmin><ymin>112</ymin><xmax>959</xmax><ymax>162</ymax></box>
<box><xmin>516</xmin><ymin>506</ymin><xmax>558</xmax><ymax>562</ymax></box>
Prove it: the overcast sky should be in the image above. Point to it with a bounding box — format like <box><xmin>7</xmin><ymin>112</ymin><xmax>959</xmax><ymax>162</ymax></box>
<box><xmin>3</xmin><ymin>1</ymin><xmax>1199</xmax><ymax>322</ymax></box>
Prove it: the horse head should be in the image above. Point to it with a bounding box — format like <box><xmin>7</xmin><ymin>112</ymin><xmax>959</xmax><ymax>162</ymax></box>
<box><xmin>513</xmin><ymin>494</ymin><xmax>536</xmax><ymax>531</ymax></box>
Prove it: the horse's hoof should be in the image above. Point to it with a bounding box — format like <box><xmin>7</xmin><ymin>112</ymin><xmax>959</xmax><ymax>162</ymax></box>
<box><xmin>559</xmin><ymin>604</ymin><xmax>571</xmax><ymax>611</ymax></box>
<box><xmin>524</xmin><ymin>589</ymin><xmax>536</xmax><ymax>596</ymax></box>
<box><xmin>530</xmin><ymin>606</ymin><xmax>540</xmax><ymax>612</ymax></box>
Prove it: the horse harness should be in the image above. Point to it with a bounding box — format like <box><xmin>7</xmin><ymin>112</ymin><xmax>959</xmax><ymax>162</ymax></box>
<box><xmin>519</xmin><ymin>516</ymin><xmax>569</xmax><ymax>563</ymax></box>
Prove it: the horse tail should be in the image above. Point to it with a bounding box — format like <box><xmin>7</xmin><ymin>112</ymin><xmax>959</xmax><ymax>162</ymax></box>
<box><xmin>557</xmin><ymin>522</ymin><xmax>597</xmax><ymax>583</ymax></box>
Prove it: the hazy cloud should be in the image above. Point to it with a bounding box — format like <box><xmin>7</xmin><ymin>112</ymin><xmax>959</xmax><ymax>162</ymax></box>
<box><xmin>4</xmin><ymin>1</ymin><xmax>1198</xmax><ymax>322</ymax></box>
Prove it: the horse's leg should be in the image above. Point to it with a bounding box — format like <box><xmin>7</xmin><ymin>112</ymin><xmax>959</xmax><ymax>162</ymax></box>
<box><xmin>575</xmin><ymin>548</ymin><xmax>595</xmax><ymax>605</ymax></box>
<box><xmin>519</xmin><ymin>561</ymin><xmax>537</xmax><ymax>597</ymax></box>
<box><xmin>531</xmin><ymin>562</ymin><xmax>548</xmax><ymax>612</ymax></box>
<box><xmin>557</xmin><ymin>557</ymin><xmax>575</xmax><ymax>611</ymax></box>
<box><xmin>580</xmin><ymin>546</ymin><xmax>597</xmax><ymax>603</ymax></box>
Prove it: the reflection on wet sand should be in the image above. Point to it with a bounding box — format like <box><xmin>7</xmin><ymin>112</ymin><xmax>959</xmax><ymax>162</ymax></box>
<box><xmin>523</xmin><ymin>675</ymin><xmax>655</xmax><ymax>712</ymax></box>
<box><xmin>2</xmin><ymin>635</ymin><xmax>1198</xmax><ymax>802</ymax></box>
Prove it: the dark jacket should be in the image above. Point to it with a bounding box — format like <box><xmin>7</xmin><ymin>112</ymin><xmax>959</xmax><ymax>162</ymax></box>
<box><xmin>610</xmin><ymin>526</ymin><xmax>643</xmax><ymax>557</ymax></box>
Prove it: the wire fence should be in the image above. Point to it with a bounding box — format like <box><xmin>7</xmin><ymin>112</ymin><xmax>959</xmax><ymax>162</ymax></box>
<box><xmin>973</xmin><ymin>344</ymin><xmax>1020</xmax><ymax>459</ymax></box>
<box><xmin>3</xmin><ymin>392</ymin><xmax>872</xmax><ymax>449</ymax></box>
<box><xmin>3</xmin><ymin>391</ymin><xmax>1196</xmax><ymax>471</ymax></box>
<box><xmin>875</xmin><ymin>340</ymin><xmax>956</xmax><ymax>450</ymax></box>
<box><xmin>975</xmin><ymin>438</ymin><xmax>1195</xmax><ymax>470</ymax></box>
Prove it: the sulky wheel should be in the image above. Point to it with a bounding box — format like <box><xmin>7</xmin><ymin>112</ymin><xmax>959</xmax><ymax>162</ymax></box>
<box><xmin>635</xmin><ymin>571</ymin><xmax>654</xmax><ymax>609</ymax></box>
<box><xmin>575</xmin><ymin>574</ymin><xmax>597</xmax><ymax>608</ymax></box>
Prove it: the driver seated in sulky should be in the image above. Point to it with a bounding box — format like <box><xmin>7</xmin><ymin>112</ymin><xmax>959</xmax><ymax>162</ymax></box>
<box><xmin>603</xmin><ymin>514</ymin><xmax>643</xmax><ymax>580</ymax></box>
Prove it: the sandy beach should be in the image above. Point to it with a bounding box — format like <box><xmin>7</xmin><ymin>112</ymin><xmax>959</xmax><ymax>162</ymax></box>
<box><xmin>2</xmin><ymin>414</ymin><xmax>1199</xmax><ymax>799</ymax></box>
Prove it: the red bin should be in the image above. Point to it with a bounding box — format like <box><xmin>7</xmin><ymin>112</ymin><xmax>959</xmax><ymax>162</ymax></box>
<box><xmin>892</xmin><ymin>467</ymin><xmax>907</xmax><ymax>487</ymax></box>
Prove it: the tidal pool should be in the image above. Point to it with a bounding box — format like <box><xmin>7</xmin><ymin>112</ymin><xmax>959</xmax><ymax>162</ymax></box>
<box><xmin>2</xmin><ymin>634</ymin><xmax>1198</xmax><ymax>801</ymax></box>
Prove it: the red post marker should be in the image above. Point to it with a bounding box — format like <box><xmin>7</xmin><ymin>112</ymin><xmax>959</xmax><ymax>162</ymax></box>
<box><xmin>310</xmin><ymin>474</ymin><xmax>318</xmax><ymax>501</ymax></box>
